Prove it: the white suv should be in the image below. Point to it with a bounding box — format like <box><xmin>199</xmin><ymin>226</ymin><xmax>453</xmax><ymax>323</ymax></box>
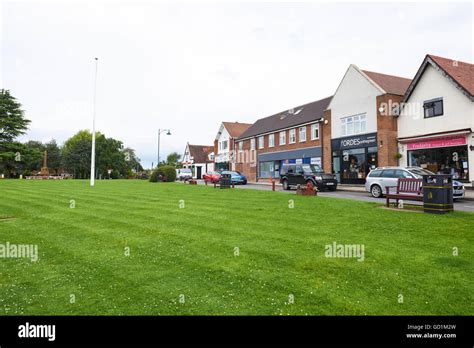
<box><xmin>365</xmin><ymin>166</ymin><xmax>465</xmax><ymax>199</ymax></box>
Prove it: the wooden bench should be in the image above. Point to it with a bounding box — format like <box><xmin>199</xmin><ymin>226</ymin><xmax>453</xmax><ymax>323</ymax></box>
<box><xmin>386</xmin><ymin>178</ymin><xmax>423</xmax><ymax>207</ymax></box>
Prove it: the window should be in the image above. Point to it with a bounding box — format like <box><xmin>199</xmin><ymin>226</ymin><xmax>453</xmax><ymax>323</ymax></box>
<box><xmin>341</xmin><ymin>114</ymin><xmax>366</xmax><ymax>136</ymax></box>
<box><xmin>424</xmin><ymin>98</ymin><xmax>443</xmax><ymax>118</ymax></box>
<box><xmin>311</xmin><ymin>123</ymin><xmax>319</xmax><ymax>140</ymax></box>
<box><xmin>299</xmin><ymin>127</ymin><xmax>306</xmax><ymax>142</ymax></box>
<box><xmin>289</xmin><ymin>129</ymin><xmax>296</xmax><ymax>144</ymax></box>
<box><xmin>258</xmin><ymin>136</ymin><xmax>264</xmax><ymax>149</ymax></box>
<box><xmin>381</xmin><ymin>169</ymin><xmax>396</xmax><ymax>178</ymax></box>
<box><xmin>220</xmin><ymin>140</ymin><xmax>228</xmax><ymax>150</ymax></box>
<box><xmin>250</xmin><ymin>138</ymin><xmax>256</xmax><ymax>150</ymax></box>
<box><xmin>238</xmin><ymin>141</ymin><xmax>243</xmax><ymax>151</ymax></box>
<box><xmin>279</xmin><ymin>131</ymin><xmax>286</xmax><ymax>145</ymax></box>
<box><xmin>269</xmin><ymin>134</ymin><xmax>275</xmax><ymax>147</ymax></box>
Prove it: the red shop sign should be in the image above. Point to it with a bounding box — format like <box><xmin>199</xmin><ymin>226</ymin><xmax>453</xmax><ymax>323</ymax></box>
<box><xmin>407</xmin><ymin>136</ymin><xmax>467</xmax><ymax>150</ymax></box>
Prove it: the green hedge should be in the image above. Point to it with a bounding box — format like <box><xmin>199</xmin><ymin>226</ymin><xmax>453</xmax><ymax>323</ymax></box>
<box><xmin>149</xmin><ymin>165</ymin><xmax>176</xmax><ymax>182</ymax></box>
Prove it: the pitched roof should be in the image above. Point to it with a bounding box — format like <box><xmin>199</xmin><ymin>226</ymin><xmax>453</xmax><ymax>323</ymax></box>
<box><xmin>222</xmin><ymin>122</ymin><xmax>252</xmax><ymax>138</ymax></box>
<box><xmin>237</xmin><ymin>96</ymin><xmax>332</xmax><ymax>140</ymax></box>
<box><xmin>428</xmin><ymin>55</ymin><xmax>473</xmax><ymax>97</ymax></box>
<box><xmin>187</xmin><ymin>144</ymin><xmax>214</xmax><ymax>163</ymax></box>
<box><xmin>404</xmin><ymin>54</ymin><xmax>474</xmax><ymax>102</ymax></box>
<box><xmin>362</xmin><ymin>70</ymin><xmax>412</xmax><ymax>96</ymax></box>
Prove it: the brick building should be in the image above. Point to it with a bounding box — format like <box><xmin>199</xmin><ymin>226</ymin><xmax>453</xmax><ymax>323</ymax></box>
<box><xmin>325</xmin><ymin>64</ymin><xmax>412</xmax><ymax>184</ymax></box>
<box><xmin>235</xmin><ymin>97</ymin><xmax>332</xmax><ymax>182</ymax></box>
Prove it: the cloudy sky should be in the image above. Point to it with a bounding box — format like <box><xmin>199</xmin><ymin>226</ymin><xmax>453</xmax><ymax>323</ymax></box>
<box><xmin>1</xmin><ymin>0</ymin><xmax>472</xmax><ymax>168</ymax></box>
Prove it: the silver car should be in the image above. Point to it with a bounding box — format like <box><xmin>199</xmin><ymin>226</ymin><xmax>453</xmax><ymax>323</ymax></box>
<box><xmin>365</xmin><ymin>166</ymin><xmax>465</xmax><ymax>199</ymax></box>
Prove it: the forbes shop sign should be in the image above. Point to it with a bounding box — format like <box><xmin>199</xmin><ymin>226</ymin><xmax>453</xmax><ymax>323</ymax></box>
<box><xmin>332</xmin><ymin>133</ymin><xmax>377</xmax><ymax>150</ymax></box>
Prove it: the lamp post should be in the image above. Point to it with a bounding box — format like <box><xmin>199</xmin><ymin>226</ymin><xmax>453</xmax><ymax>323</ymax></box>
<box><xmin>157</xmin><ymin>129</ymin><xmax>171</xmax><ymax>168</ymax></box>
<box><xmin>90</xmin><ymin>57</ymin><xmax>99</xmax><ymax>187</ymax></box>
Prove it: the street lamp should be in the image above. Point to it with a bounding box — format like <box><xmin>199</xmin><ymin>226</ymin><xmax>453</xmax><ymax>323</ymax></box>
<box><xmin>90</xmin><ymin>57</ymin><xmax>99</xmax><ymax>187</ymax></box>
<box><xmin>157</xmin><ymin>128</ymin><xmax>171</xmax><ymax>167</ymax></box>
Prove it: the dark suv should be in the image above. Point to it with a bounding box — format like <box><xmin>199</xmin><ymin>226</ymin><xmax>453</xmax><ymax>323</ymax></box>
<box><xmin>280</xmin><ymin>163</ymin><xmax>337</xmax><ymax>191</ymax></box>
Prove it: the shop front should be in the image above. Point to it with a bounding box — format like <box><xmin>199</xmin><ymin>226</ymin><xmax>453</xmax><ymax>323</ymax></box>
<box><xmin>331</xmin><ymin>133</ymin><xmax>378</xmax><ymax>184</ymax></box>
<box><xmin>403</xmin><ymin>134</ymin><xmax>470</xmax><ymax>182</ymax></box>
<box><xmin>258</xmin><ymin>147</ymin><xmax>322</xmax><ymax>179</ymax></box>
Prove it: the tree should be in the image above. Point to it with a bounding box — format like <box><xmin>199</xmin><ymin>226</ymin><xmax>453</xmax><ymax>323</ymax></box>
<box><xmin>123</xmin><ymin>147</ymin><xmax>143</xmax><ymax>175</ymax></box>
<box><xmin>62</xmin><ymin>130</ymin><xmax>141</xmax><ymax>179</ymax></box>
<box><xmin>166</xmin><ymin>152</ymin><xmax>182</xmax><ymax>167</ymax></box>
<box><xmin>44</xmin><ymin>139</ymin><xmax>62</xmax><ymax>174</ymax></box>
<box><xmin>0</xmin><ymin>90</ymin><xmax>31</xmax><ymax>176</ymax></box>
<box><xmin>62</xmin><ymin>130</ymin><xmax>92</xmax><ymax>179</ymax></box>
<box><xmin>0</xmin><ymin>89</ymin><xmax>31</xmax><ymax>143</ymax></box>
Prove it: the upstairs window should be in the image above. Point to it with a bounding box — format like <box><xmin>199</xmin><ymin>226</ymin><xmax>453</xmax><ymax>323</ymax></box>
<box><xmin>311</xmin><ymin>123</ymin><xmax>320</xmax><ymax>140</ymax></box>
<box><xmin>250</xmin><ymin>138</ymin><xmax>256</xmax><ymax>150</ymax></box>
<box><xmin>341</xmin><ymin>114</ymin><xmax>366</xmax><ymax>136</ymax></box>
<box><xmin>238</xmin><ymin>141</ymin><xmax>243</xmax><ymax>151</ymax></box>
<box><xmin>289</xmin><ymin>129</ymin><xmax>296</xmax><ymax>144</ymax></box>
<box><xmin>424</xmin><ymin>98</ymin><xmax>443</xmax><ymax>118</ymax></box>
<box><xmin>279</xmin><ymin>131</ymin><xmax>286</xmax><ymax>145</ymax></box>
<box><xmin>299</xmin><ymin>126</ymin><xmax>306</xmax><ymax>142</ymax></box>
<box><xmin>269</xmin><ymin>134</ymin><xmax>275</xmax><ymax>147</ymax></box>
<box><xmin>258</xmin><ymin>136</ymin><xmax>264</xmax><ymax>149</ymax></box>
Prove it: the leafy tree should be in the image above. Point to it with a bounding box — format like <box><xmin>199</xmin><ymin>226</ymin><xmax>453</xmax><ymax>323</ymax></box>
<box><xmin>166</xmin><ymin>152</ymin><xmax>182</xmax><ymax>167</ymax></box>
<box><xmin>0</xmin><ymin>89</ymin><xmax>30</xmax><ymax>143</ymax></box>
<box><xmin>44</xmin><ymin>139</ymin><xmax>62</xmax><ymax>174</ymax></box>
<box><xmin>0</xmin><ymin>90</ymin><xmax>31</xmax><ymax>176</ymax></box>
<box><xmin>62</xmin><ymin>130</ymin><xmax>142</xmax><ymax>179</ymax></box>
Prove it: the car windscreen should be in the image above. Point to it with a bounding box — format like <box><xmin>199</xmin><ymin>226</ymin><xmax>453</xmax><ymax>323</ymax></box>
<box><xmin>302</xmin><ymin>164</ymin><xmax>323</xmax><ymax>174</ymax></box>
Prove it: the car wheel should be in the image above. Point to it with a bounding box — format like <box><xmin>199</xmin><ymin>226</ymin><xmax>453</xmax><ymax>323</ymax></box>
<box><xmin>282</xmin><ymin>179</ymin><xmax>289</xmax><ymax>190</ymax></box>
<box><xmin>370</xmin><ymin>184</ymin><xmax>382</xmax><ymax>198</ymax></box>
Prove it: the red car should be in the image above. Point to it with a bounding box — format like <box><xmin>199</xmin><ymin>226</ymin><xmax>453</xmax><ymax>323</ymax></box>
<box><xmin>203</xmin><ymin>171</ymin><xmax>221</xmax><ymax>183</ymax></box>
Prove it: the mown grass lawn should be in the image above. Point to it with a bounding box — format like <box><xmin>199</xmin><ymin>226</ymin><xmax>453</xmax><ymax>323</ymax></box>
<box><xmin>0</xmin><ymin>179</ymin><xmax>472</xmax><ymax>315</ymax></box>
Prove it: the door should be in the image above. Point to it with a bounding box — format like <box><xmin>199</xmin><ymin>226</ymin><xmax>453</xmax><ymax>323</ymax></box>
<box><xmin>196</xmin><ymin>166</ymin><xmax>202</xmax><ymax>179</ymax></box>
<box><xmin>333</xmin><ymin>156</ymin><xmax>341</xmax><ymax>183</ymax></box>
<box><xmin>295</xmin><ymin>165</ymin><xmax>306</xmax><ymax>185</ymax></box>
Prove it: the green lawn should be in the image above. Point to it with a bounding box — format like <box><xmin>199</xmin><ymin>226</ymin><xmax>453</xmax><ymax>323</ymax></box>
<box><xmin>0</xmin><ymin>179</ymin><xmax>472</xmax><ymax>315</ymax></box>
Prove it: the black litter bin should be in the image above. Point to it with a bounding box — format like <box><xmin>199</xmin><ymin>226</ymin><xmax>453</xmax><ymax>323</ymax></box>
<box><xmin>422</xmin><ymin>174</ymin><xmax>453</xmax><ymax>214</ymax></box>
<box><xmin>220</xmin><ymin>173</ymin><xmax>232</xmax><ymax>189</ymax></box>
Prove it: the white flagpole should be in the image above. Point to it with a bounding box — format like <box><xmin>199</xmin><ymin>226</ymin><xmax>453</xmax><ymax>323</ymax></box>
<box><xmin>90</xmin><ymin>57</ymin><xmax>98</xmax><ymax>187</ymax></box>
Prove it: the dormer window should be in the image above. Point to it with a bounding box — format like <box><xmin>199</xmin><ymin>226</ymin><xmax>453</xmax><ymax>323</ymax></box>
<box><xmin>424</xmin><ymin>98</ymin><xmax>443</xmax><ymax>118</ymax></box>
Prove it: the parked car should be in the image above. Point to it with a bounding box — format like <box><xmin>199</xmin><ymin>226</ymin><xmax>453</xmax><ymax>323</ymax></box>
<box><xmin>221</xmin><ymin>171</ymin><xmax>247</xmax><ymax>185</ymax></box>
<box><xmin>280</xmin><ymin>163</ymin><xmax>337</xmax><ymax>191</ymax></box>
<box><xmin>365</xmin><ymin>166</ymin><xmax>465</xmax><ymax>199</ymax></box>
<box><xmin>176</xmin><ymin>168</ymin><xmax>193</xmax><ymax>181</ymax></box>
<box><xmin>203</xmin><ymin>171</ymin><xmax>221</xmax><ymax>183</ymax></box>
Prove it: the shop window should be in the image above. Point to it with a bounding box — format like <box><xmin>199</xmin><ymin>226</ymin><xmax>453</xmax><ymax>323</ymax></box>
<box><xmin>424</xmin><ymin>98</ymin><xmax>443</xmax><ymax>118</ymax></box>
<box><xmin>259</xmin><ymin>161</ymin><xmax>274</xmax><ymax>178</ymax></box>
<box><xmin>408</xmin><ymin>145</ymin><xmax>469</xmax><ymax>181</ymax></box>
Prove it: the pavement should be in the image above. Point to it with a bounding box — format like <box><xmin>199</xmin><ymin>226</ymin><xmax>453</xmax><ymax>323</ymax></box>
<box><xmin>193</xmin><ymin>180</ymin><xmax>474</xmax><ymax>213</ymax></box>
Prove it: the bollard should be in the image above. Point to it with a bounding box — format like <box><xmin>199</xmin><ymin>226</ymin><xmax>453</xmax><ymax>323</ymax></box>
<box><xmin>205</xmin><ymin>180</ymin><xmax>208</xmax><ymax>186</ymax></box>
<box><xmin>272</xmin><ymin>180</ymin><xmax>275</xmax><ymax>191</ymax></box>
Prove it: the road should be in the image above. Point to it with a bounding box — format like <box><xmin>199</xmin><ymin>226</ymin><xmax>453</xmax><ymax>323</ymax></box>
<box><xmin>194</xmin><ymin>180</ymin><xmax>474</xmax><ymax>213</ymax></box>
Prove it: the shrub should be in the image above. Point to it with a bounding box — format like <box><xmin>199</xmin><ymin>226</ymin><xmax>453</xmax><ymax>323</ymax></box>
<box><xmin>149</xmin><ymin>165</ymin><xmax>176</xmax><ymax>182</ymax></box>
